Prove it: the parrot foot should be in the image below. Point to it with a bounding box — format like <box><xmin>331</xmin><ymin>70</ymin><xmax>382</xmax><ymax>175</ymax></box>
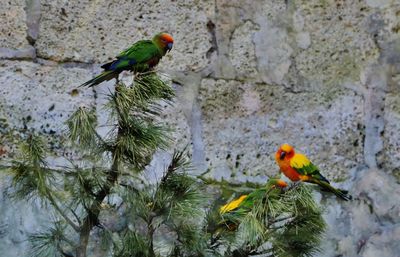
<box><xmin>287</xmin><ymin>181</ymin><xmax>302</xmax><ymax>191</ymax></box>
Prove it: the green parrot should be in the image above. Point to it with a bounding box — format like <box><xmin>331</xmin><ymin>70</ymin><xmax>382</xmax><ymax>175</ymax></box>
<box><xmin>79</xmin><ymin>32</ymin><xmax>174</xmax><ymax>87</ymax></box>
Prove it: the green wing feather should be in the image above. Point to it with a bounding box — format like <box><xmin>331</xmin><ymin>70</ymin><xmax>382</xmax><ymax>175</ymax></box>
<box><xmin>290</xmin><ymin>154</ymin><xmax>329</xmax><ymax>183</ymax></box>
<box><xmin>291</xmin><ymin>155</ymin><xmax>350</xmax><ymax>200</ymax></box>
<box><xmin>116</xmin><ymin>40</ymin><xmax>161</xmax><ymax>66</ymax></box>
<box><xmin>79</xmin><ymin>40</ymin><xmax>162</xmax><ymax>88</ymax></box>
<box><xmin>296</xmin><ymin>162</ymin><xmax>320</xmax><ymax>176</ymax></box>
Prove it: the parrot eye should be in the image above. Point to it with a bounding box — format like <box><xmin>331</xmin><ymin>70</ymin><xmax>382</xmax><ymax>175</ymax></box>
<box><xmin>280</xmin><ymin>151</ymin><xmax>286</xmax><ymax>160</ymax></box>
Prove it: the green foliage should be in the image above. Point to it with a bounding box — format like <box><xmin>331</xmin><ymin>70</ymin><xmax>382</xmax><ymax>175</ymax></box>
<box><xmin>117</xmin><ymin>150</ymin><xmax>208</xmax><ymax>257</ymax></box>
<box><xmin>271</xmin><ymin>186</ymin><xmax>325</xmax><ymax>257</ymax></box>
<box><xmin>9</xmin><ymin>135</ymin><xmax>53</xmax><ymax>199</ymax></box>
<box><xmin>6</xmin><ymin>73</ymin><xmax>178</xmax><ymax>257</ymax></box>
<box><xmin>209</xmin><ymin>183</ymin><xmax>326</xmax><ymax>257</ymax></box>
<box><xmin>114</xmin><ymin>118</ymin><xmax>169</xmax><ymax>167</ymax></box>
<box><xmin>20</xmin><ymin>134</ymin><xmax>48</xmax><ymax>165</ymax></box>
<box><xmin>129</xmin><ymin>73</ymin><xmax>175</xmax><ymax>104</ymax></box>
<box><xmin>106</xmin><ymin>74</ymin><xmax>174</xmax><ymax>169</ymax></box>
<box><xmin>114</xmin><ymin>231</ymin><xmax>151</xmax><ymax>257</ymax></box>
<box><xmin>5</xmin><ymin>71</ymin><xmax>326</xmax><ymax>257</ymax></box>
<box><xmin>66</xmin><ymin>107</ymin><xmax>98</xmax><ymax>150</ymax></box>
<box><xmin>28</xmin><ymin>222</ymin><xmax>72</xmax><ymax>257</ymax></box>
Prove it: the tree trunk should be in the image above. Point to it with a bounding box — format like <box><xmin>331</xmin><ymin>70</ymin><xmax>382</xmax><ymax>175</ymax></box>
<box><xmin>76</xmin><ymin>222</ymin><xmax>90</xmax><ymax>257</ymax></box>
<box><xmin>75</xmin><ymin>90</ymin><xmax>122</xmax><ymax>257</ymax></box>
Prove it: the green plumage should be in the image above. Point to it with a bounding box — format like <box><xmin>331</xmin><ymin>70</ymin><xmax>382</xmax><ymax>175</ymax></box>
<box><xmin>207</xmin><ymin>180</ymin><xmax>326</xmax><ymax>257</ymax></box>
<box><xmin>296</xmin><ymin>164</ymin><xmax>351</xmax><ymax>201</ymax></box>
<box><xmin>218</xmin><ymin>179</ymin><xmax>283</xmax><ymax>229</ymax></box>
<box><xmin>308</xmin><ymin>177</ymin><xmax>351</xmax><ymax>201</ymax></box>
<box><xmin>296</xmin><ymin>162</ymin><xmax>319</xmax><ymax>176</ymax></box>
<box><xmin>292</xmin><ymin>159</ymin><xmax>351</xmax><ymax>201</ymax></box>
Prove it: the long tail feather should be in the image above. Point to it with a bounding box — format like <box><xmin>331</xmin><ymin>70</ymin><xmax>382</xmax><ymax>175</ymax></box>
<box><xmin>308</xmin><ymin>178</ymin><xmax>351</xmax><ymax>201</ymax></box>
<box><xmin>79</xmin><ymin>70</ymin><xmax>118</xmax><ymax>88</ymax></box>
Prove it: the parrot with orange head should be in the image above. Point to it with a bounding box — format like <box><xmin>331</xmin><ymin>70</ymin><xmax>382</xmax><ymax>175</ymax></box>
<box><xmin>275</xmin><ymin>143</ymin><xmax>351</xmax><ymax>201</ymax></box>
<box><xmin>79</xmin><ymin>32</ymin><xmax>173</xmax><ymax>87</ymax></box>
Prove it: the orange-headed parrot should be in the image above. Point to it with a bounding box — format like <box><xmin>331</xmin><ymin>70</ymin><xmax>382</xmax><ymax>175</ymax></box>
<box><xmin>79</xmin><ymin>32</ymin><xmax>174</xmax><ymax>87</ymax></box>
<box><xmin>275</xmin><ymin>144</ymin><xmax>351</xmax><ymax>201</ymax></box>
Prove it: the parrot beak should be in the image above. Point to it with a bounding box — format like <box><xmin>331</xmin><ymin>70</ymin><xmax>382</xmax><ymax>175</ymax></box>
<box><xmin>167</xmin><ymin>42</ymin><xmax>173</xmax><ymax>51</ymax></box>
<box><xmin>280</xmin><ymin>151</ymin><xmax>286</xmax><ymax>160</ymax></box>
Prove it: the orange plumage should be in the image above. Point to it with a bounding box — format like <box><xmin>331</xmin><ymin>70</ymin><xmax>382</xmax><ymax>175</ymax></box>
<box><xmin>275</xmin><ymin>144</ymin><xmax>310</xmax><ymax>181</ymax></box>
<box><xmin>275</xmin><ymin>144</ymin><xmax>351</xmax><ymax>201</ymax></box>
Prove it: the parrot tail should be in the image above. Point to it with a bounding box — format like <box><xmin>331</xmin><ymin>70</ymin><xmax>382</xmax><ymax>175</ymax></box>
<box><xmin>308</xmin><ymin>178</ymin><xmax>352</xmax><ymax>201</ymax></box>
<box><xmin>79</xmin><ymin>70</ymin><xmax>118</xmax><ymax>88</ymax></box>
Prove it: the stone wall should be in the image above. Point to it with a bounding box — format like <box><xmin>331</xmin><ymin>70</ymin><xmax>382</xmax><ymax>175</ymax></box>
<box><xmin>0</xmin><ymin>0</ymin><xmax>400</xmax><ymax>256</ymax></box>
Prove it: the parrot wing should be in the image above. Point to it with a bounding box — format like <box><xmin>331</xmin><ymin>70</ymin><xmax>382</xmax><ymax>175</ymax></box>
<box><xmin>219</xmin><ymin>189</ymin><xmax>265</xmax><ymax>215</ymax></box>
<box><xmin>117</xmin><ymin>40</ymin><xmax>160</xmax><ymax>60</ymax></box>
<box><xmin>220</xmin><ymin>180</ymin><xmax>285</xmax><ymax>215</ymax></box>
<box><xmin>102</xmin><ymin>40</ymin><xmax>161</xmax><ymax>71</ymax></box>
<box><xmin>290</xmin><ymin>154</ymin><xmax>330</xmax><ymax>183</ymax></box>
<box><xmin>219</xmin><ymin>195</ymin><xmax>248</xmax><ymax>214</ymax></box>
<box><xmin>289</xmin><ymin>154</ymin><xmax>350</xmax><ymax>200</ymax></box>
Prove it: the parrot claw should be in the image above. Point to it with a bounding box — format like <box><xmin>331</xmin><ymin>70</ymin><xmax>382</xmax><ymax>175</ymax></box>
<box><xmin>280</xmin><ymin>182</ymin><xmax>297</xmax><ymax>192</ymax></box>
<box><xmin>287</xmin><ymin>181</ymin><xmax>301</xmax><ymax>190</ymax></box>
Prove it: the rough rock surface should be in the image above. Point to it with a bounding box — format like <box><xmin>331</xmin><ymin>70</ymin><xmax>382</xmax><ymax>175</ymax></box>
<box><xmin>0</xmin><ymin>0</ymin><xmax>35</xmax><ymax>59</ymax></box>
<box><xmin>0</xmin><ymin>60</ymin><xmax>95</xmax><ymax>134</ymax></box>
<box><xmin>198</xmin><ymin>78</ymin><xmax>364</xmax><ymax>182</ymax></box>
<box><xmin>0</xmin><ymin>0</ymin><xmax>400</xmax><ymax>256</ymax></box>
<box><xmin>0</xmin><ymin>0</ymin><xmax>30</xmax><ymax>50</ymax></box>
<box><xmin>35</xmin><ymin>0</ymin><xmax>214</xmax><ymax>71</ymax></box>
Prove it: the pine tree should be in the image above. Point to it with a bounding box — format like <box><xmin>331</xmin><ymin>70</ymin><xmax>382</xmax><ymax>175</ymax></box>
<box><xmin>205</xmin><ymin>181</ymin><xmax>326</xmax><ymax>257</ymax></box>
<box><xmin>6</xmin><ymin>73</ymin><xmax>187</xmax><ymax>257</ymax></box>
<box><xmin>5</xmin><ymin>72</ymin><xmax>326</xmax><ymax>257</ymax></box>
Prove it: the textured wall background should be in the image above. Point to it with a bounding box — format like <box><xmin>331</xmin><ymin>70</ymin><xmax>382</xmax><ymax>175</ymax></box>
<box><xmin>0</xmin><ymin>0</ymin><xmax>400</xmax><ymax>256</ymax></box>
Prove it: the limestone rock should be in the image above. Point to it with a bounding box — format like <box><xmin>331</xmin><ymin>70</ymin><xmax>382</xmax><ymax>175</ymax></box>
<box><xmin>315</xmin><ymin>168</ymin><xmax>400</xmax><ymax>257</ymax></box>
<box><xmin>365</xmin><ymin>0</ymin><xmax>393</xmax><ymax>8</ymax></box>
<box><xmin>229</xmin><ymin>21</ymin><xmax>259</xmax><ymax>78</ymax></box>
<box><xmin>35</xmin><ymin>0</ymin><xmax>214</xmax><ymax>72</ymax></box>
<box><xmin>198</xmin><ymin>78</ymin><xmax>364</xmax><ymax>183</ymax></box>
<box><xmin>295</xmin><ymin>31</ymin><xmax>311</xmax><ymax>49</ymax></box>
<box><xmin>0</xmin><ymin>0</ymin><xmax>30</xmax><ymax>50</ymax></box>
<box><xmin>25</xmin><ymin>0</ymin><xmax>41</xmax><ymax>44</ymax></box>
<box><xmin>362</xmin><ymin>225</ymin><xmax>400</xmax><ymax>257</ymax></box>
<box><xmin>383</xmin><ymin>92</ymin><xmax>400</xmax><ymax>174</ymax></box>
<box><xmin>294</xmin><ymin>0</ymin><xmax>380</xmax><ymax>86</ymax></box>
<box><xmin>354</xmin><ymin>169</ymin><xmax>400</xmax><ymax>224</ymax></box>
<box><xmin>0</xmin><ymin>47</ymin><xmax>36</xmax><ymax>60</ymax></box>
<box><xmin>0</xmin><ymin>174</ymin><xmax>52</xmax><ymax>257</ymax></box>
<box><xmin>0</xmin><ymin>60</ymin><xmax>95</xmax><ymax>135</ymax></box>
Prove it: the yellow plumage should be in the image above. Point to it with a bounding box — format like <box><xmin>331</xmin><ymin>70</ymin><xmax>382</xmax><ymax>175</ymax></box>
<box><xmin>290</xmin><ymin>153</ymin><xmax>311</xmax><ymax>169</ymax></box>
<box><xmin>219</xmin><ymin>195</ymin><xmax>248</xmax><ymax>214</ymax></box>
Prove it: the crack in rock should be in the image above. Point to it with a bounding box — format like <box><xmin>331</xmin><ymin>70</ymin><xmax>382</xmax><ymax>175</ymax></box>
<box><xmin>25</xmin><ymin>0</ymin><xmax>41</xmax><ymax>45</ymax></box>
<box><xmin>361</xmin><ymin>64</ymin><xmax>387</xmax><ymax>169</ymax></box>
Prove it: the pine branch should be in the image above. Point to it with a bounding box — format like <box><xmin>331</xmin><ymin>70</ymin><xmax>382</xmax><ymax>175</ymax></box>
<box><xmin>8</xmin><ymin>68</ymin><xmax>179</xmax><ymax>257</ymax></box>
<box><xmin>68</xmin><ymin>206</ymin><xmax>82</xmax><ymax>227</ymax></box>
<box><xmin>161</xmin><ymin>149</ymin><xmax>189</xmax><ymax>185</ymax></box>
<box><xmin>66</xmin><ymin>107</ymin><xmax>98</xmax><ymax>149</ymax></box>
<box><xmin>0</xmin><ymin>164</ymin><xmax>76</xmax><ymax>177</ymax></box>
<box><xmin>29</xmin><ymin>222</ymin><xmax>76</xmax><ymax>257</ymax></box>
<box><xmin>46</xmin><ymin>192</ymin><xmax>80</xmax><ymax>232</ymax></box>
<box><xmin>210</xmin><ymin>183</ymin><xmax>326</xmax><ymax>257</ymax></box>
<box><xmin>269</xmin><ymin>215</ymin><xmax>295</xmax><ymax>224</ymax></box>
<box><xmin>118</xmin><ymin>182</ymin><xmax>140</xmax><ymax>194</ymax></box>
<box><xmin>75</xmin><ymin>149</ymin><xmax>119</xmax><ymax>257</ymax></box>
